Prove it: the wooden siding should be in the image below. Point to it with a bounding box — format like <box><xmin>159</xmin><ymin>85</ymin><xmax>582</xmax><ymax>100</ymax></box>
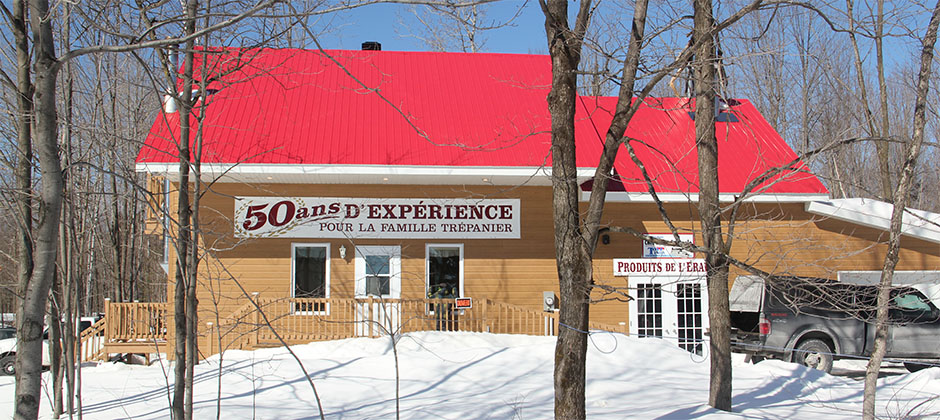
<box><xmin>160</xmin><ymin>182</ymin><xmax>940</xmax><ymax>355</ymax></box>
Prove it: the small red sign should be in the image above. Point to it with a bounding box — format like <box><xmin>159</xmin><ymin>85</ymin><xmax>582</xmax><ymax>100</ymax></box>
<box><xmin>454</xmin><ymin>297</ymin><xmax>472</xmax><ymax>309</ymax></box>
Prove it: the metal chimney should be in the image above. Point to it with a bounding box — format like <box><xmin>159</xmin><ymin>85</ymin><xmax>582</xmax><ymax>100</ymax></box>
<box><xmin>163</xmin><ymin>47</ymin><xmax>180</xmax><ymax>113</ymax></box>
<box><xmin>361</xmin><ymin>41</ymin><xmax>382</xmax><ymax>51</ymax></box>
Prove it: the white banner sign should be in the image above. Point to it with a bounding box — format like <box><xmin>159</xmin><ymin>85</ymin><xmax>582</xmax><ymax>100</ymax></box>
<box><xmin>642</xmin><ymin>233</ymin><xmax>694</xmax><ymax>258</ymax></box>
<box><xmin>234</xmin><ymin>197</ymin><xmax>521</xmax><ymax>239</ymax></box>
<box><xmin>613</xmin><ymin>258</ymin><xmax>707</xmax><ymax>277</ymax></box>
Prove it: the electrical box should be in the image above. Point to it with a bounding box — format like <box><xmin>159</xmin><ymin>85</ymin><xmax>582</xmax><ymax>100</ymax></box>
<box><xmin>543</xmin><ymin>291</ymin><xmax>558</xmax><ymax>312</ymax></box>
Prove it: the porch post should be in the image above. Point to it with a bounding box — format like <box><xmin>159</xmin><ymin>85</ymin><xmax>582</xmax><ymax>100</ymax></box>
<box><xmin>252</xmin><ymin>292</ymin><xmax>260</xmax><ymax>346</ymax></box>
<box><xmin>481</xmin><ymin>298</ymin><xmax>488</xmax><ymax>333</ymax></box>
<box><xmin>368</xmin><ymin>296</ymin><xmax>375</xmax><ymax>338</ymax></box>
<box><xmin>103</xmin><ymin>298</ymin><xmax>111</xmax><ymax>341</ymax></box>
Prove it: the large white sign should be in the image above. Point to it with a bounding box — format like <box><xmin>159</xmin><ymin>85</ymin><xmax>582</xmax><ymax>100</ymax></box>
<box><xmin>642</xmin><ymin>233</ymin><xmax>694</xmax><ymax>258</ymax></box>
<box><xmin>613</xmin><ymin>258</ymin><xmax>707</xmax><ymax>278</ymax></box>
<box><xmin>234</xmin><ymin>197</ymin><xmax>521</xmax><ymax>239</ymax></box>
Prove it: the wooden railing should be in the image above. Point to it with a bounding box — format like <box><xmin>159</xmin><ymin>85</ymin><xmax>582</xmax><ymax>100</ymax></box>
<box><xmin>212</xmin><ymin>296</ymin><xmax>628</xmax><ymax>355</ymax></box>
<box><xmin>72</xmin><ymin>300</ymin><xmax>170</xmax><ymax>362</ymax></box>
<box><xmin>105</xmin><ymin>301</ymin><xmax>168</xmax><ymax>342</ymax></box>
<box><xmin>83</xmin><ymin>297</ymin><xmax>629</xmax><ymax>360</ymax></box>
<box><xmin>78</xmin><ymin>318</ymin><xmax>106</xmax><ymax>362</ymax></box>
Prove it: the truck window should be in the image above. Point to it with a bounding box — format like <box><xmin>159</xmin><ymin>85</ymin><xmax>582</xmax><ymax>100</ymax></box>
<box><xmin>890</xmin><ymin>289</ymin><xmax>939</xmax><ymax>323</ymax></box>
<box><xmin>894</xmin><ymin>293</ymin><xmax>932</xmax><ymax>312</ymax></box>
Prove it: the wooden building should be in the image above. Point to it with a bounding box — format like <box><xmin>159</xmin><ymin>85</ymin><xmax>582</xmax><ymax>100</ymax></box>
<box><xmin>128</xmin><ymin>46</ymin><xmax>940</xmax><ymax>359</ymax></box>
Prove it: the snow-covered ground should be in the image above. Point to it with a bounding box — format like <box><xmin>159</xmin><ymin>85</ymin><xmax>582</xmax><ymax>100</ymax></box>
<box><xmin>2</xmin><ymin>332</ymin><xmax>939</xmax><ymax>419</ymax></box>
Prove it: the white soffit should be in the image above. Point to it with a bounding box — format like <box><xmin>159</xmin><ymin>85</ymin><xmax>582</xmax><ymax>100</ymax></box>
<box><xmin>135</xmin><ymin>163</ymin><xmax>597</xmax><ymax>186</ymax></box>
<box><xmin>805</xmin><ymin>198</ymin><xmax>940</xmax><ymax>244</ymax></box>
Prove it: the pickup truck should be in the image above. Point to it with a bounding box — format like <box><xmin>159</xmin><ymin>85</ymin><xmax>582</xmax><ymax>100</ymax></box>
<box><xmin>730</xmin><ymin>276</ymin><xmax>940</xmax><ymax>374</ymax></box>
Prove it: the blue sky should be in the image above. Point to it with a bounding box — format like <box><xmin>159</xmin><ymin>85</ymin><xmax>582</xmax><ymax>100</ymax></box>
<box><xmin>316</xmin><ymin>2</ymin><xmax>549</xmax><ymax>54</ymax></box>
<box><xmin>311</xmin><ymin>1</ymin><xmax>925</xmax><ymax>74</ymax></box>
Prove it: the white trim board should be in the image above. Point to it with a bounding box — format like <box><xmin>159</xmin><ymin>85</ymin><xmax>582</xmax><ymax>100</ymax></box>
<box><xmin>135</xmin><ymin>163</ymin><xmax>597</xmax><ymax>186</ymax></box>
<box><xmin>138</xmin><ymin>162</ymin><xmax>830</xmax><ymax>203</ymax></box>
<box><xmin>806</xmin><ymin>198</ymin><xmax>940</xmax><ymax>244</ymax></box>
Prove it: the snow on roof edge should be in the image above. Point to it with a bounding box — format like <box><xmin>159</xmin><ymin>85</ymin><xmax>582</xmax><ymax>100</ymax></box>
<box><xmin>805</xmin><ymin>198</ymin><xmax>940</xmax><ymax>244</ymax></box>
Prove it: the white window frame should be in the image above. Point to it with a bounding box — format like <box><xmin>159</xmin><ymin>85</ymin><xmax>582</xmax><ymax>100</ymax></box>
<box><xmin>291</xmin><ymin>242</ymin><xmax>331</xmax><ymax>314</ymax></box>
<box><xmin>425</xmin><ymin>243</ymin><xmax>465</xmax><ymax>298</ymax></box>
<box><xmin>355</xmin><ymin>245</ymin><xmax>402</xmax><ymax>299</ymax></box>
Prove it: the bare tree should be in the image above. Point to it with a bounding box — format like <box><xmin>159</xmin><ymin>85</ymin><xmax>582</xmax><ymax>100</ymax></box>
<box><xmin>845</xmin><ymin>0</ymin><xmax>894</xmax><ymax>201</ymax></box>
<box><xmin>1</xmin><ymin>0</ymin><xmax>287</xmax><ymax>416</ymax></box>
<box><xmin>13</xmin><ymin>0</ymin><xmax>65</xmax><ymax>418</ymax></box>
<box><xmin>538</xmin><ymin>0</ymin><xmax>783</xmax><ymax>415</ymax></box>
<box><xmin>690</xmin><ymin>0</ymin><xmax>736</xmax><ymax>410</ymax></box>
<box><xmin>862</xmin><ymin>1</ymin><xmax>940</xmax><ymax>418</ymax></box>
<box><xmin>539</xmin><ymin>2</ymin><xmax>598</xmax><ymax>417</ymax></box>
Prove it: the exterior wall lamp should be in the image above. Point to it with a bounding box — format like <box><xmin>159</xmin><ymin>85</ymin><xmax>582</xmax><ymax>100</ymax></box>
<box><xmin>339</xmin><ymin>244</ymin><xmax>347</xmax><ymax>259</ymax></box>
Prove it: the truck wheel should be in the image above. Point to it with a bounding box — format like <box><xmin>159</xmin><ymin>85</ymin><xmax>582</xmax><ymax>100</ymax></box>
<box><xmin>0</xmin><ymin>355</ymin><xmax>14</xmax><ymax>376</ymax></box>
<box><xmin>904</xmin><ymin>362</ymin><xmax>931</xmax><ymax>373</ymax></box>
<box><xmin>793</xmin><ymin>339</ymin><xmax>833</xmax><ymax>373</ymax></box>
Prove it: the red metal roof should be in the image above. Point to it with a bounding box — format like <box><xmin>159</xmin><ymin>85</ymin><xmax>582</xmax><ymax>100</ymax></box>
<box><xmin>579</xmin><ymin>96</ymin><xmax>828</xmax><ymax>195</ymax></box>
<box><xmin>137</xmin><ymin>48</ymin><xmax>827</xmax><ymax>195</ymax></box>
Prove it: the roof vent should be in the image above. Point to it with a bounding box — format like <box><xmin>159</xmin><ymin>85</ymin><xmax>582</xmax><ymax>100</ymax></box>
<box><xmin>361</xmin><ymin>41</ymin><xmax>382</xmax><ymax>51</ymax></box>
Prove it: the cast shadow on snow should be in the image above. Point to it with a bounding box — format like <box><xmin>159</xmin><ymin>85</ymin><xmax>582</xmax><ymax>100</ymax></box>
<box><xmin>77</xmin><ymin>357</ymin><xmax>256</xmax><ymax>415</ymax></box>
<box><xmin>655</xmin><ymin>367</ymin><xmax>851</xmax><ymax>419</ymax></box>
<box><xmin>79</xmin><ymin>355</ymin><xmax>363</xmax><ymax>418</ymax></box>
<box><xmin>194</xmin><ymin>356</ymin><xmax>364</xmax><ymax>404</ymax></box>
<box><xmin>318</xmin><ymin>347</ymin><xmax>514</xmax><ymax>420</ymax></box>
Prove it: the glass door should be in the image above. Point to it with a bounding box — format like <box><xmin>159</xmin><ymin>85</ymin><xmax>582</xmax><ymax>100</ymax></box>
<box><xmin>629</xmin><ymin>275</ymin><xmax>708</xmax><ymax>354</ymax></box>
<box><xmin>354</xmin><ymin>246</ymin><xmax>401</xmax><ymax>336</ymax></box>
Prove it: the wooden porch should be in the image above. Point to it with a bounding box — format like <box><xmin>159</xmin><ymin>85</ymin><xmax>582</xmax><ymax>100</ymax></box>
<box><xmin>79</xmin><ymin>300</ymin><xmax>168</xmax><ymax>362</ymax></box>
<box><xmin>80</xmin><ymin>297</ymin><xmax>628</xmax><ymax>362</ymax></box>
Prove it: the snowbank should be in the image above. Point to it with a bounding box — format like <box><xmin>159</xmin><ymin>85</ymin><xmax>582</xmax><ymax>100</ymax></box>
<box><xmin>1</xmin><ymin>332</ymin><xmax>937</xmax><ymax>419</ymax></box>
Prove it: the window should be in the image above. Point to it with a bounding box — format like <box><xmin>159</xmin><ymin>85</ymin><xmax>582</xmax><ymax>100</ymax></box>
<box><xmin>354</xmin><ymin>246</ymin><xmax>401</xmax><ymax>299</ymax></box>
<box><xmin>635</xmin><ymin>283</ymin><xmax>663</xmax><ymax>338</ymax></box>
<box><xmin>890</xmin><ymin>289</ymin><xmax>938</xmax><ymax>323</ymax></box>
<box><xmin>292</xmin><ymin>244</ymin><xmax>330</xmax><ymax>313</ymax></box>
<box><xmin>676</xmin><ymin>283</ymin><xmax>704</xmax><ymax>355</ymax></box>
<box><xmin>895</xmin><ymin>293</ymin><xmax>932</xmax><ymax>312</ymax></box>
<box><xmin>365</xmin><ymin>255</ymin><xmax>391</xmax><ymax>296</ymax></box>
<box><xmin>426</xmin><ymin>244</ymin><xmax>464</xmax><ymax>298</ymax></box>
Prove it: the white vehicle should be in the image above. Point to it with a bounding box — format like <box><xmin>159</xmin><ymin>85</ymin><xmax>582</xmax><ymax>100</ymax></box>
<box><xmin>0</xmin><ymin>332</ymin><xmax>48</xmax><ymax>376</ymax></box>
<box><xmin>0</xmin><ymin>318</ymin><xmax>98</xmax><ymax>376</ymax></box>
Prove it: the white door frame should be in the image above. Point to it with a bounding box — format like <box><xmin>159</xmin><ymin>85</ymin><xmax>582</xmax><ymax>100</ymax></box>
<box><xmin>425</xmin><ymin>243</ymin><xmax>465</xmax><ymax>298</ymax></box>
<box><xmin>290</xmin><ymin>243</ymin><xmax>331</xmax><ymax>314</ymax></box>
<box><xmin>354</xmin><ymin>245</ymin><xmax>402</xmax><ymax>336</ymax></box>
<box><xmin>354</xmin><ymin>245</ymin><xmax>402</xmax><ymax>299</ymax></box>
<box><xmin>628</xmin><ymin>274</ymin><xmax>708</xmax><ymax>353</ymax></box>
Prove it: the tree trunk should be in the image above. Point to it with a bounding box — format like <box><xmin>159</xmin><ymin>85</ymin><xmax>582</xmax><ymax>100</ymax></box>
<box><xmin>186</xmin><ymin>19</ymin><xmax>210</xmax><ymax>414</ymax></box>
<box><xmin>12</xmin><ymin>0</ymin><xmax>34</xmax><ymax>376</ymax></box>
<box><xmin>49</xmin><ymin>274</ymin><xmax>64</xmax><ymax>418</ymax></box>
<box><xmin>693</xmin><ymin>0</ymin><xmax>732</xmax><ymax>411</ymax></box>
<box><xmin>15</xmin><ymin>0</ymin><xmax>63</xmax><ymax>417</ymax></box>
<box><xmin>539</xmin><ymin>1</ymin><xmax>593</xmax><ymax>418</ymax></box>
<box><xmin>874</xmin><ymin>0</ymin><xmax>892</xmax><ymax>200</ymax></box>
<box><xmin>846</xmin><ymin>0</ymin><xmax>892</xmax><ymax>200</ymax></box>
<box><xmin>60</xmin><ymin>11</ymin><xmax>78</xmax><ymax>411</ymax></box>
<box><xmin>173</xmin><ymin>2</ymin><xmax>197</xmax><ymax>419</ymax></box>
<box><xmin>861</xmin><ymin>2</ymin><xmax>940</xmax><ymax>419</ymax></box>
